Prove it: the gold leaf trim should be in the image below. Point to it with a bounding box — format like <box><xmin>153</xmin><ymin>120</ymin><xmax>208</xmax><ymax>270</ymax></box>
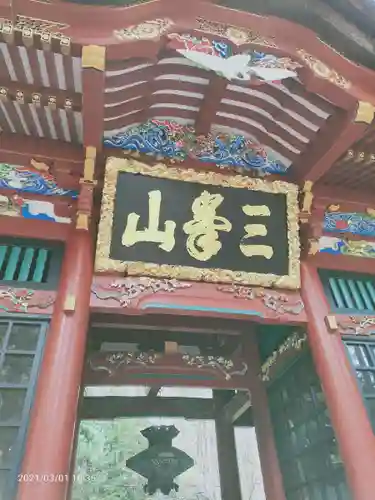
<box><xmin>95</xmin><ymin>158</ymin><xmax>301</xmax><ymax>290</ymax></box>
<box><xmin>355</xmin><ymin>101</ymin><xmax>375</xmax><ymax>125</ymax></box>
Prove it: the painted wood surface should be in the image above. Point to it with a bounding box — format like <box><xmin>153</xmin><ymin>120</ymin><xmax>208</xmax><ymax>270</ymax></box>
<box><xmin>85</xmin><ymin>350</ymin><xmax>250</xmax><ymax>389</ymax></box>
<box><xmin>90</xmin><ymin>276</ymin><xmax>307</xmax><ymax>324</ymax></box>
<box><xmin>0</xmin><ymin>286</ymin><xmax>55</xmax><ymax>314</ymax></box>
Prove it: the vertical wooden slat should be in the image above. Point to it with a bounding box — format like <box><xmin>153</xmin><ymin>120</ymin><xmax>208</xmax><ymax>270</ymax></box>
<box><xmin>18</xmin><ymin>248</ymin><xmax>35</xmax><ymax>282</ymax></box>
<box><xmin>365</xmin><ymin>281</ymin><xmax>375</xmax><ymax>307</ymax></box>
<box><xmin>32</xmin><ymin>249</ymin><xmax>48</xmax><ymax>283</ymax></box>
<box><xmin>356</xmin><ymin>281</ymin><xmax>373</xmax><ymax>311</ymax></box>
<box><xmin>0</xmin><ymin>246</ymin><xmax>8</xmax><ymax>270</ymax></box>
<box><xmin>328</xmin><ymin>278</ymin><xmax>345</xmax><ymax>309</ymax></box>
<box><xmin>4</xmin><ymin>246</ymin><xmax>21</xmax><ymax>280</ymax></box>
<box><xmin>337</xmin><ymin>278</ymin><xmax>355</xmax><ymax>309</ymax></box>
<box><xmin>347</xmin><ymin>280</ymin><xmax>365</xmax><ymax>311</ymax></box>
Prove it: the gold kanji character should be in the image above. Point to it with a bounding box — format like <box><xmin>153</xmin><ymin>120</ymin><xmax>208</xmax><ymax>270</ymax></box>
<box><xmin>122</xmin><ymin>190</ymin><xmax>176</xmax><ymax>252</ymax></box>
<box><xmin>183</xmin><ymin>191</ymin><xmax>232</xmax><ymax>261</ymax></box>
<box><xmin>240</xmin><ymin>205</ymin><xmax>273</xmax><ymax>259</ymax></box>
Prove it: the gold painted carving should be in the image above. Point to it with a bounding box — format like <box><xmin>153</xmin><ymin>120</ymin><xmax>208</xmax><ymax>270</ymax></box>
<box><xmin>355</xmin><ymin>101</ymin><xmax>375</xmax><ymax>124</ymax></box>
<box><xmin>327</xmin><ymin>204</ymin><xmax>340</xmax><ymax>212</ymax></box>
<box><xmin>114</xmin><ymin>18</ymin><xmax>174</xmax><ymax>41</ymax></box>
<box><xmin>338</xmin><ymin>316</ymin><xmax>375</xmax><ymax>336</ymax></box>
<box><xmin>196</xmin><ymin>17</ymin><xmax>276</xmax><ymax>47</ymax></box>
<box><xmin>297</xmin><ymin>50</ymin><xmax>351</xmax><ymax>89</ymax></box>
<box><xmin>301</xmin><ymin>181</ymin><xmax>313</xmax><ymax>214</ymax></box>
<box><xmin>95</xmin><ymin>158</ymin><xmax>301</xmax><ymax>290</ymax></box>
<box><xmin>82</xmin><ymin>45</ymin><xmax>106</xmax><ymax>71</ymax></box>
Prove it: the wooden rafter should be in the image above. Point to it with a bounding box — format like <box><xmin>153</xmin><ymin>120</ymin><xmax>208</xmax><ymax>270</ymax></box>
<box><xmin>291</xmin><ymin>103</ymin><xmax>373</xmax><ymax>182</ymax></box>
<box><xmin>195</xmin><ymin>75</ymin><xmax>227</xmax><ymax>135</ymax></box>
<box><xmin>0</xmin><ymin>17</ymin><xmax>73</xmax><ymax>56</ymax></box>
<box><xmin>0</xmin><ymin>80</ymin><xmax>81</xmax><ymax>111</ymax></box>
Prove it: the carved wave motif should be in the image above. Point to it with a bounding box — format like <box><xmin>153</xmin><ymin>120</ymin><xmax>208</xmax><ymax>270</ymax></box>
<box><xmin>324</xmin><ymin>212</ymin><xmax>375</xmax><ymax>237</ymax></box>
<box><xmin>0</xmin><ymin>163</ymin><xmax>77</xmax><ymax>198</ymax></box>
<box><xmin>104</xmin><ymin>120</ymin><xmax>288</xmax><ymax>175</ymax></box>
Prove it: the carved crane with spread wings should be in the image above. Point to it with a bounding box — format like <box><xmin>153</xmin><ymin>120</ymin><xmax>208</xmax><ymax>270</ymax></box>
<box><xmin>175</xmin><ymin>50</ymin><xmax>298</xmax><ymax>82</ymax></box>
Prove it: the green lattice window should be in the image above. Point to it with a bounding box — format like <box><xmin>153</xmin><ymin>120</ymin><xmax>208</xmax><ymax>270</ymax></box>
<box><xmin>345</xmin><ymin>340</ymin><xmax>375</xmax><ymax>433</ymax></box>
<box><xmin>320</xmin><ymin>269</ymin><xmax>375</xmax><ymax>314</ymax></box>
<box><xmin>0</xmin><ymin>238</ymin><xmax>63</xmax><ymax>290</ymax></box>
<box><xmin>267</xmin><ymin>351</ymin><xmax>350</xmax><ymax>500</ymax></box>
<box><xmin>0</xmin><ymin>318</ymin><xmax>48</xmax><ymax>499</ymax></box>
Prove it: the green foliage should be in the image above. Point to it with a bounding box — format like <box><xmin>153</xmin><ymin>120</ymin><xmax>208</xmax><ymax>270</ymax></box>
<box><xmin>72</xmin><ymin>419</ymin><xmax>150</xmax><ymax>500</ymax></box>
<box><xmin>72</xmin><ymin>419</ymin><xmax>212</xmax><ymax>500</ymax></box>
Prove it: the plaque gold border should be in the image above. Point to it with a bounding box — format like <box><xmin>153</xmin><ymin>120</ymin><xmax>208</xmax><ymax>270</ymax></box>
<box><xmin>95</xmin><ymin>157</ymin><xmax>301</xmax><ymax>289</ymax></box>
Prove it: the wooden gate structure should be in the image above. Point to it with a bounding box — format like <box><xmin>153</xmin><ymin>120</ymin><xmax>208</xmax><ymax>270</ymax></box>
<box><xmin>0</xmin><ymin>0</ymin><xmax>374</xmax><ymax>499</ymax></box>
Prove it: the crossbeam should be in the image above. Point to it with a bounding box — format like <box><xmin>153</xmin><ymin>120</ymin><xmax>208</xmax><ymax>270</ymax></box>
<box><xmin>0</xmin><ymin>133</ymin><xmax>84</xmax><ymax>164</ymax></box>
<box><xmin>81</xmin><ymin>396</ymin><xmax>253</xmax><ymax>426</ymax></box>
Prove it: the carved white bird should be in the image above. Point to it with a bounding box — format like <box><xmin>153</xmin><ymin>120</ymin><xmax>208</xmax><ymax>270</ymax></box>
<box><xmin>175</xmin><ymin>50</ymin><xmax>297</xmax><ymax>82</ymax></box>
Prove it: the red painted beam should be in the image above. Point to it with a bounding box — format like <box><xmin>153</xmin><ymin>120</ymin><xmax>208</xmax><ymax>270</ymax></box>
<box><xmin>314</xmin><ymin>185</ymin><xmax>375</xmax><ymax>211</ymax></box>
<box><xmin>195</xmin><ymin>75</ymin><xmax>227</xmax><ymax>135</ymax></box>
<box><xmin>291</xmin><ymin>104</ymin><xmax>370</xmax><ymax>182</ymax></box>
<box><xmin>82</xmin><ymin>51</ymin><xmax>106</xmax><ymax>149</ymax></box>
<box><xmin>310</xmin><ymin>252</ymin><xmax>375</xmax><ymax>274</ymax></box>
<box><xmin>0</xmin><ymin>216</ymin><xmax>72</xmax><ymax>242</ymax></box>
<box><xmin>0</xmin><ymin>0</ymin><xmax>11</xmax><ymax>19</ymax></box>
<box><xmin>0</xmin><ymin>133</ymin><xmax>84</xmax><ymax>164</ymax></box>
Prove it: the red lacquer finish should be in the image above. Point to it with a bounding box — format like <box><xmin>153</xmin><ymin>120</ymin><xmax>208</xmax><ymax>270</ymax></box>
<box><xmin>301</xmin><ymin>262</ymin><xmax>375</xmax><ymax>500</ymax></box>
<box><xmin>16</xmin><ymin>228</ymin><xmax>93</xmax><ymax>500</ymax></box>
<box><xmin>243</xmin><ymin>333</ymin><xmax>286</xmax><ymax>500</ymax></box>
<box><xmin>90</xmin><ymin>276</ymin><xmax>307</xmax><ymax>325</ymax></box>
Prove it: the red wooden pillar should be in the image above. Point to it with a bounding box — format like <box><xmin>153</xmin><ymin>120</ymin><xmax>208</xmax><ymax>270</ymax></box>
<box><xmin>17</xmin><ymin>228</ymin><xmax>93</xmax><ymax>500</ymax></box>
<box><xmin>243</xmin><ymin>333</ymin><xmax>286</xmax><ymax>500</ymax></box>
<box><xmin>301</xmin><ymin>262</ymin><xmax>375</xmax><ymax>500</ymax></box>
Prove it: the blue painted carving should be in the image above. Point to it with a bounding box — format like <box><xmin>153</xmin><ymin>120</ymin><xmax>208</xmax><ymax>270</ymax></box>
<box><xmin>324</xmin><ymin>212</ymin><xmax>375</xmax><ymax>237</ymax></box>
<box><xmin>104</xmin><ymin>119</ymin><xmax>288</xmax><ymax>175</ymax></box>
<box><xmin>0</xmin><ymin>163</ymin><xmax>77</xmax><ymax>198</ymax></box>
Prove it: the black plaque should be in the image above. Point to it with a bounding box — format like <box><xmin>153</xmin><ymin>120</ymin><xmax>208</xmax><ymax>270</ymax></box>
<box><xmin>96</xmin><ymin>159</ymin><xmax>300</xmax><ymax>288</ymax></box>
